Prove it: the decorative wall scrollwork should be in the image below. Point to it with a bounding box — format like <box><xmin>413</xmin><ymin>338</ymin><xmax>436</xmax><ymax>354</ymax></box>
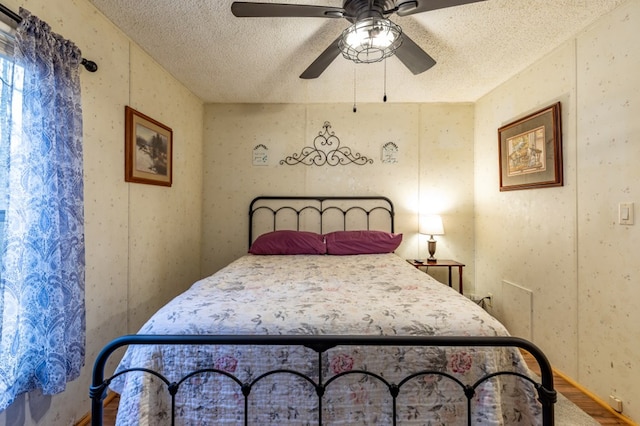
<box><xmin>280</xmin><ymin>121</ymin><xmax>373</xmax><ymax>166</ymax></box>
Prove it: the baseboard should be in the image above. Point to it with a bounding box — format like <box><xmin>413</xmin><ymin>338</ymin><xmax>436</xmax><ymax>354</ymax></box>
<box><xmin>75</xmin><ymin>392</ymin><xmax>117</xmax><ymax>426</ymax></box>
<box><xmin>552</xmin><ymin>368</ymin><xmax>638</xmax><ymax>426</ymax></box>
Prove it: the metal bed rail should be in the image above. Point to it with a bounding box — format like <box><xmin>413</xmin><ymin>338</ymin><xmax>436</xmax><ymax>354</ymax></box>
<box><xmin>90</xmin><ymin>334</ymin><xmax>556</xmax><ymax>425</ymax></box>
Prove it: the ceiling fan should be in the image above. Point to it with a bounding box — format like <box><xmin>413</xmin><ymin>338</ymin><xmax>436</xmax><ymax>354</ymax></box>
<box><xmin>231</xmin><ymin>0</ymin><xmax>486</xmax><ymax>79</ymax></box>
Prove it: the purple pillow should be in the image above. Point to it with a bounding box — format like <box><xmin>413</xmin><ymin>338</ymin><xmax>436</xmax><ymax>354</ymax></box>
<box><xmin>249</xmin><ymin>230</ymin><xmax>326</xmax><ymax>255</ymax></box>
<box><xmin>324</xmin><ymin>230</ymin><xmax>402</xmax><ymax>255</ymax></box>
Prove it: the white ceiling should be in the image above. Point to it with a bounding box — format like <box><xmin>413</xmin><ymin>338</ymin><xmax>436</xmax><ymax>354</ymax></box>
<box><xmin>87</xmin><ymin>0</ymin><xmax>626</xmax><ymax>104</ymax></box>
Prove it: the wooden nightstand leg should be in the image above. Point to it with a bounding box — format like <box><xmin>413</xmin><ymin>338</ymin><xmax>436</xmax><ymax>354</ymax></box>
<box><xmin>458</xmin><ymin>266</ymin><xmax>463</xmax><ymax>295</ymax></box>
<box><xmin>447</xmin><ymin>267</ymin><xmax>452</xmax><ymax>288</ymax></box>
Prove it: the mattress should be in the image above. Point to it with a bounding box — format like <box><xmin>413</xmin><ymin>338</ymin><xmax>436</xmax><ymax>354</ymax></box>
<box><xmin>111</xmin><ymin>253</ymin><xmax>541</xmax><ymax>425</ymax></box>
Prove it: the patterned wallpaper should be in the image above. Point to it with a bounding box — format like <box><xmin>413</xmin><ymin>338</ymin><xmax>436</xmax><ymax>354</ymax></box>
<box><xmin>575</xmin><ymin>0</ymin><xmax>639</xmax><ymax>418</ymax></box>
<box><xmin>201</xmin><ymin>103</ymin><xmax>475</xmax><ymax>288</ymax></box>
<box><xmin>475</xmin><ymin>0</ymin><xmax>639</xmax><ymax>420</ymax></box>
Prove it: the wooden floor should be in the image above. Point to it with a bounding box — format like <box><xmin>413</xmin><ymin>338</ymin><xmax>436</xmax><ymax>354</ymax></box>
<box><xmin>96</xmin><ymin>356</ymin><xmax>633</xmax><ymax>425</ymax></box>
<box><xmin>522</xmin><ymin>351</ymin><xmax>631</xmax><ymax>425</ymax></box>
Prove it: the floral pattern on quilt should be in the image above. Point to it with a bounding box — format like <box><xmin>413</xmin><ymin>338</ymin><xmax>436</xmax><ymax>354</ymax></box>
<box><xmin>111</xmin><ymin>254</ymin><xmax>542</xmax><ymax>425</ymax></box>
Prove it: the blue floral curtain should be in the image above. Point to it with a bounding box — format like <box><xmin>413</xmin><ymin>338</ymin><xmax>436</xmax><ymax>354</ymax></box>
<box><xmin>0</xmin><ymin>9</ymin><xmax>85</xmax><ymax>411</ymax></box>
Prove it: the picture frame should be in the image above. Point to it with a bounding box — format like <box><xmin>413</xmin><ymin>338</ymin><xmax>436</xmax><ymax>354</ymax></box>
<box><xmin>125</xmin><ymin>106</ymin><xmax>173</xmax><ymax>186</ymax></box>
<box><xmin>498</xmin><ymin>102</ymin><xmax>562</xmax><ymax>191</ymax></box>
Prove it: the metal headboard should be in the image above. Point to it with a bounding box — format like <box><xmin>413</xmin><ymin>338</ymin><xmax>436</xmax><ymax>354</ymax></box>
<box><xmin>249</xmin><ymin>196</ymin><xmax>395</xmax><ymax>248</ymax></box>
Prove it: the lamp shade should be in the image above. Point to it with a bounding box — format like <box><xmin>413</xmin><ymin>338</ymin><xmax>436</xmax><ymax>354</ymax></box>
<box><xmin>419</xmin><ymin>215</ymin><xmax>444</xmax><ymax>236</ymax></box>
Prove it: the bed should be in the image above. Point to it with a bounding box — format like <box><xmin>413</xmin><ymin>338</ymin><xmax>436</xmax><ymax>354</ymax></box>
<box><xmin>90</xmin><ymin>196</ymin><xmax>556</xmax><ymax>425</ymax></box>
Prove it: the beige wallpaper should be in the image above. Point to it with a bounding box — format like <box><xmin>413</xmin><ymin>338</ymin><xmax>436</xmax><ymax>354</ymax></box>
<box><xmin>576</xmin><ymin>0</ymin><xmax>640</xmax><ymax>418</ymax></box>
<box><xmin>0</xmin><ymin>0</ymin><xmax>204</xmax><ymax>425</ymax></box>
<box><xmin>202</xmin><ymin>103</ymin><xmax>476</xmax><ymax>294</ymax></box>
<box><xmin>126</xmin><ymin>45</ymin><xmax>204</xmax><ymax>332</ymax></box>
<box><xmin>475</xmin><ymin>40</ymin><xmax>578</xmax><ymax>367</ymax></box>
<box><xmin>475</xmin><ymin>0</ymin><xmax>639</xmax><ymax>420</ymax></box>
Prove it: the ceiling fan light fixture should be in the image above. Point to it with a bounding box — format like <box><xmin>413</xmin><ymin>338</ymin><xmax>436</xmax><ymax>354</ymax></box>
<box><xmin>339</xmin><ymin>17</ymin><xmax>403</xmax><ymax>64</ymax></box>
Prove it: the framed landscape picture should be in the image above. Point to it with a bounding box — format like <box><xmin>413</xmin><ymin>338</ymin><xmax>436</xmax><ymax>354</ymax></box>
<box><xmin>498</xmin><ymin>102</ymin><xmax>562</xmax><ymax>191</ymax></box>
<box><xmin>125</xmin><ymin>106</ymin><xmax>173</xmax><ymax>186</ymax></box>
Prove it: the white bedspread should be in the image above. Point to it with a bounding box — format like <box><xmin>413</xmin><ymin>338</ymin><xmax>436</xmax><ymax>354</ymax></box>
<box><xmin>111</xmin><ymin>254</ymin><xmax>541</xmax><ymax>425</ymax></box>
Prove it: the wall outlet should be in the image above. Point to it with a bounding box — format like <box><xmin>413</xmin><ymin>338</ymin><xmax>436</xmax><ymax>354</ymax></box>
<box><xmin>466</xmin><ymin>293</ymin><xmax>479</xmax><ymax>303</ymax></box>
<box><xmin>487</xmin><ymin>292</ymin><xmax>493</xmax><ymax>308</ymax></box>
<box><xmin>467</xmin><ymin>293</ymin><xmax>493</xmax><ymax>311</ymax></box>
<box><xmin>609</xmin><ymin>395</ymin><xmax>623</xmax><ymax>413</ymax></box>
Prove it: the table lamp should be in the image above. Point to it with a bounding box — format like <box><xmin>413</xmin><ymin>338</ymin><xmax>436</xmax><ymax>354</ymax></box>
<box><xmin>420</xmin><ymin>215</ymin><xmax>444</xmax><ymax>262</ymax></box>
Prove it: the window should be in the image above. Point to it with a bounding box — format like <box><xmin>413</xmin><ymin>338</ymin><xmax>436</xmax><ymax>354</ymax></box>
<box><xmin>1</xmin><ymin>23</ymin><xmax>24</xmax><ymax>247</ymax></box>
<box><xmin>0</xmin><ymin>25</ymin><xmax>21</xmax><ymax>264</ymax></box>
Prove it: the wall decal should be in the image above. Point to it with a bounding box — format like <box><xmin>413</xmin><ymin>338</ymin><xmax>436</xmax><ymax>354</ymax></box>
<box><xmin>253</xmin><ymin>144</ymin><xmax>268</xmax><ymax>166</ymax></box>
<box><xmin>280</xmin><ymin>121</ymin><xmax>373</xmax><ymax>166</ymax></box>
<box><xmin>381</xmin><ymin>142</ymin><xmax>398</xmax><ymax>164</ymax></box>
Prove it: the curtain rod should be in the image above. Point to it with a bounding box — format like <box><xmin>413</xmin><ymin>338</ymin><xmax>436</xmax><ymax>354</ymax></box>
<box><xmin>0</xmin><ymin>3</ymin><xmax>98</xmax><ymax>72</ymax></box>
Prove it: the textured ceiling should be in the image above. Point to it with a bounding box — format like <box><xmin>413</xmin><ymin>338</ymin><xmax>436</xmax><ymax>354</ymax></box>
<box><xmin>87</xmin><ymin>0</ymin><xmax>626</xmax><ymax>103</ymax></box>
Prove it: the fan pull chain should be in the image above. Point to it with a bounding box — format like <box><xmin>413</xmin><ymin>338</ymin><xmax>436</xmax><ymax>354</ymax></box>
<box><xmin>383</xmin><ymin>59</ymin><xmax>387</xmax><ymax>103</ymax></box>
<box><xmin>353</xmin><ymin>66</ymin><xmax>357</xmax><ymax>113</ymax></box>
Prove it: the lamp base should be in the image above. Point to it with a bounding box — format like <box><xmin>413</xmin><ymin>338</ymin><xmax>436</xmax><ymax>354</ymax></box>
<box><xmin>427</xmin><ymin>237</ymin><xmax>437</xmax><ymax>262</ymax></box>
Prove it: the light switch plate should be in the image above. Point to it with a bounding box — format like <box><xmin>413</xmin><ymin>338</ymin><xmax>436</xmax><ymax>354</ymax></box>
<box><xmin>619</xmin><ymin>203</ymin><xmax>634</xmax><ymax>225</ymax></box>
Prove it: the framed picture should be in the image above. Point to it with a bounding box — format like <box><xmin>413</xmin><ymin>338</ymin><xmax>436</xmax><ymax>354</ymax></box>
<box><xmin>125</xmin><ymin>106</ymin><xmax>173</xmax><ymax>186</ymax></box>
<box><xmin>498</xmin><ymin>102</ymin><xmax>562</xmax><ymax>191</ymax></box>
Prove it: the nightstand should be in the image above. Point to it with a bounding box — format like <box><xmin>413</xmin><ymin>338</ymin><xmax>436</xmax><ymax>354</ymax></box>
<box><xmin>407</xmin><ymin>259</ymin><xmax>465</xmax><ymax>294</ymax></box>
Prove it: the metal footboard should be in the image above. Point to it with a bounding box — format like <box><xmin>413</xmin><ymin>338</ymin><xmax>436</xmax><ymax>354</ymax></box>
<box><xmin>90</xmin><ymin>335</ymin><xmax>556</xmax><ymax>425</ymax></box>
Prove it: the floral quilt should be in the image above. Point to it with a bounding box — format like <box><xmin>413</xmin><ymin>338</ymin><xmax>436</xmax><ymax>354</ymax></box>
<box><xmin>110</xmin><ymin>254</ymin><xmax>542</xmax><ymax>425</ymax></box>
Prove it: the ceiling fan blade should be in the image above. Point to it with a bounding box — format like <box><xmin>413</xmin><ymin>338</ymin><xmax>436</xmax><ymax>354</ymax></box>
<box><xmin>299</xmin><ymin>36</ymin><xmax>342</xmax><ymax>79</ymax></box>
<box><xmin>394</xmin><ymin>33</ymin><xmax>436</xmax><ymax>75</ymax></box>
<box><xmin>231</xmin><ymin>2</ymin><xmax>344</xmax><ymax>18</ymax></box>
<box><xmin>396</xmin><ymin>0</ymin><xmax>486</xmax><ymax>17</ymax></box>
